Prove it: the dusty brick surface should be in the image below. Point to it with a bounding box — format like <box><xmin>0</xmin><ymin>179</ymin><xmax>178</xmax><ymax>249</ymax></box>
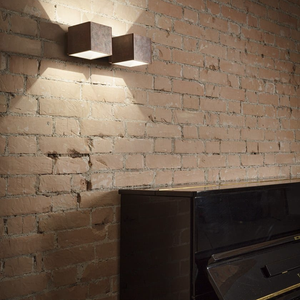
<box><xmin>0</xmin><ymin>0</ymin><xmax>299</xmax><ymax>299</ymax></box>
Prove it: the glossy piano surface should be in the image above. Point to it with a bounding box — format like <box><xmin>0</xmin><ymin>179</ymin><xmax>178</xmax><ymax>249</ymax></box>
<box><xmin>119</xmin><ymin>179</ymin><xmax>300</xmax><ymax>300</ymax></box>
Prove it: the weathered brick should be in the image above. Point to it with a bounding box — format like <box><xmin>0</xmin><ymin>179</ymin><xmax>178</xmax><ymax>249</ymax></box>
<box><xmin>0</xmin><ymin>157</ymin><xmax>52</xmax><ymax>175</ymax></box>
<box><xmin>0</xmin><ymin>233</ymin><xmax>55</xmax><ymax>258</ymax></box>
<box><xmin>81</xmin><ymin>260</ymin><xmax>118</xmax><ymax>282</ymax></box>
<box><xmin>0</xmin><ymin>116</ymin><xmax>52</xmax><ymax>135</ymax></box>
<box><xmin>174</xmin><ymin>110</ymin><xmax>204</xmax><ymax>124</ymax></box>
<box><xmin>221</xmin><ymin>141</ymin><xmax>246</xmax><ymax>153</ymax></box>
<box><xmin>36</xmin><ymin>285</ymin><xmax>88</xmax><ymax>300</ymax></box>
<box><xmin>198</xmin><ymin>155</ymin><xmax>226</xmax><ymax>168</ymax></box>
<box><xmin>55</xmin><ymin>157</ymin><xmax>89</xmax><ymax>174</ymax></box>
<box><xmin>91</xmin><ymin>173</ymin><xmax>113</xmax><ymax>189</ymax></box>
<box><xmin>146</xmin><ymin>123</ymin><xmax>181</xmax><ymax>138</ymax></box>
<box><xmin>55</xmin><ymin>118</ymin><xmax>80</xmax><ymax>136</ymax></box>
<box><xmin>0</xmin><ymin>273</ymin><xmax>49</xmax><ymax>300</ymax></box>
<box><xmin>8</xmin><ymin>136</ymin><xmax>36</xmax><ymax>154</ymax></box>
<box><xmin>115</xmin><ymin>171</ymin><xmax>154</xmax><ymax>187</ymax></box>
<box><xmin>90</xmin><ymin>154</ymin><xmax>123</xmax><ymax>171</ymax></box>
<box><xmin>39</xmin><ymin>175</ymin><xmax>71</xmax><ymax>192</ymax></box>
<box><xmin>4</xmin><ymin>256</ymin><xmax>33</xmax><ymax>277</ymax></box>
<box><xmin>52</xmin><ymin>267</ymin><xmax>77</xmax><ymax>287</ymax></box>
<box><xmin>7</xmin><ymin>176</ymin><xmax>36</xmax><ymax>195</ymax></box>
<box><xmin>115</xmin><ymin>138</ymin><xmax>153</xmax><ymax>153</ymax></box>
<box><xmin>40</xmin><ymin>137</ymin><xmax>90</xmax><ymax>154</ymax></box>
<box><xmin>0</xmin><ymin>32</ymin><xmax>42</xmax><ymax>56</ymax></box>
<box><xmin>9</xmin><ymin>95</ymin><xmax>38</xmax><ymax>114</ymax></box>
<box><xmin>52</xmin><ymin>194</ymin><xmax>77</xmax><ymax>212</ymax></box>
<box><xmin>173</xmin><ymin>79</ymin><xmax>204</xmax><ymax>96</ymax></box>
<box><xmin>0</xmin><ymin>195</ymin><xmax>51</xmax><ymax>217</ymax></box>
<box><xmin>173</xmin><ymin>169</ymin><xmax>205</xmax><ymax>185</ymax></box>
<box><xmin>175</xmin><ymin>140</ymin><xmax>205</xmax><ymax>153</ymax></box>
<box><xmin>10</xmin><ymin>56</ymin><xmax>38</xmax><ymax>76</ymax></box>
<box><xmin>27</xmin><ymin>78</ymin><xmax>80</xmax><ymax>99</ymax></box>
<box><xmin>40</xmin><ymin>98</ymin><xmax>89</xmax><ymax>117</ymax></box>
<box><xmin>38</xmin><ymin>210</ymin><xmax>90</xmax><ymax>232</ymax></box>
<box><xmin>146</xmin><ymin>154</ymin><xmax>181</xmax><ymax>168</ymax></box>
<box><xmin>0</xmin><ymin>74</ymin><xmax>24</xmax><ymax>93</ymax></box>
<box><xmin>44</xmin><ymin>245</ymin><xmax>94</xmax><ymax>270</ymax></box>
<box><xmin>81</xmin><ymin>119</ymin><xmax>125</xmax><ymax>137</ymax></box>
<box><xmin>82</xmin><ymin>85</ymin><xmax>125</xmax><ymax>103</ymax></box>
<box><xmin>58</xmin><ymin>228</ymin><xmax>106</xmax><ymax>248</ymax></box>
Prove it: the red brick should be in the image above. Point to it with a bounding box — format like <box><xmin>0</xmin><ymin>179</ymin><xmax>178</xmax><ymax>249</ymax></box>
<box><xmin>200</xmin><ymin>69</ymin><xmax>228</xmax><ymax>85</ymax></box>
<box><xmin>219</xmin><ymin>114</ymin><xmax>245</xmax><ymax>127</ymax></box>
<box><xmin>221</xmin><ymin>87</ymin><xmax>245</xmax><ymax>101</ymax></box>
<box><xmin>0</xmin><ymin>116</ymin><xmax>52</xmax><ymax>135</ymax></box>
<box><xmin>0</xmin><ymin>233</ymin><xmax>55</xmax><ymax>258</ymax></box>
<box><xmin>221</xmin><ymin>141</ymin><xmax>246</xmax><ymax>153</ymax></box>
<box><xmin>10</xmin><ymin>56</ymin><xmax>38</xmax><ymax>76</ymax></box>
<box><xmin>0</xmin><ymin>195</ymin><xmax>51</xmax><ymax>217</ymax></box>
<box><xmin>4</xmin><ymin>256</ymin><xmax>33</xmax><ymax>277</ymax></box>
<box><xmin>55</xmin><ymin>157</ymin><xmax>89</xmax><ymax>174</ymax></box>
<box><xmin>52</xmin><ymin>194</ymin><xmax>77</xmax><ymax>212</ymax></box>
<box><xmin>220</xmin><ymin>168</ymin><xmax>247</xmax><ymax>181</ymax></box>
<box><xmin>198</xmin><ymin>155</ymin><xmax>226</xmax><ymax>168</ymax></box>
<box><xmin>89</xmin><ymin>278</ymin><xmax>111</xmax><ymax>297</ymax></box>
<box><xmin>173</xmin><ymin>79</ymin><xmax>204</xmax><ymax>96</ymax></box>
<box><xmin>81</xmin><ymin>119</ymin><xmax>125</xmax><ymax>137</ymax></box>
<box><xmin>222</xmin><ymin>6</ymin><xmax>247</xmax><ymax>24</ymax></box>
<box><xmin>38</xmin><ymin>210</ymin><xmax>90</xmax><ymax>232</ymax></box>
<box><xmin>149</xmin><ymin>0</ymin><xmax>182</xmax><ymax>18</ymax></box>
<box><xmin>8</xmin><ymin>136</ymin><xmax>36</xmax><ymax>154</ymax></box>
<box><xmin>173</xmin><ymin>170</ymin><xmax>205</xmax><ymax>185</ymax></box>
<box><xmin>174</xmin><ymin>110</ymin><xmax>204</xmax><ymax>124</ymax></box>
<box><xmin>200</xmin><ymin>13</ymin><xmax>228</xmax><ymax>32</ymax></box>
<box><xmin>146</xmin><ymin>154</ymin><xmax>181</xmax><ymax>168</ymax></box>
<box><xmin>39</xmin><ymin>175</ymin><xmax>71</xmax><ymax>192</ymax></box>
<box><xmin>115</xmin><ymin>171</ymin><xmax>154</xmax><ymax>187</ymax></box>
<box><xmin>90</xmin><ymin>154</ymin><xmax>123</xmax><ymax>171</ymax></box>
<box><xmin>199</xmin><ymin>41</ymin><xmax>227</xmax><ymax>59</ymax></box>
<box><xmin>40</xmin><ymin>98</ymin><xmax>89</xmax><ymax>117</ymax></box>
<box><xmin>259</xmin><ymin>142</ymin><xmax>280</xmax><ymax>152</ymax></box>
<box><xmin>11</xmin><ymin>14</ymin><xmax>37</xmax><ymax>36</ymax></box>
<box><xmin>125</xmin><ymin>154</ymin><xmax>144</xmax><ymax>169</ymax></box>
<box><xmin>58</xmin><ymin>228</ymin><xmax>106</xmax><ymax>248</ymax></box>
<box><xmin>44</xmin><ymin>245</ymin><xmax>94</xmax><ymax>270</ymax></box>
<box><xmin>175</xmin><ymin>140</ymin><xmax>204</xmax><ymax>154</ymax></box>
<box><xmin>173</xmin><ymin>49</ymin><xmax>204</xmax><ymax>67</ymax></box>
<box><xmin>7</xmin><ymin>176</ymin><xmax>36</xmax><ymax>195</ymax></box>
<box><xmin>200</xmin><ymin>98</ymin><xmax>226</xmax><ymax>112</ymax></box>
<box><xmin>146</xmin><ymin>123</ymin><xmax>181</xmax><ymax>138</ymax></box>
<box><xmin>0</xmin><ymin>273</ymin><xmax>48</xmax><ymax>300</ymax></box>
<box><xmin>79</xmin><ymin>191</ymin><xmax>120</xmax><ymax>208</ymax></box>
<box><xmin>154</xmin><ymin>138</ymin><xmax>172</xmax><ymax>152</ymax></box>
<box><xmin>40</xmin><ymin>137</ymin><xmax>90</xmax><ymax>154</ymax></box>
<box><xmin>81</xmin><ymin>260</ymin><xmax>118</xmax><ymax>282</ymax></box>
<box><xmin>0</xmin><ymin>32</ymin><xmax>42</xmax><ymax>56</ymax></box>
<box><xmin>0</xmin><ymin>74</ymin><xmax>24</xmax><ymax>93</ymax></box>
<box><xmin>52</xmin><ymin>267</ymin><xmax>77</xmax><ymax>287</ymax></box>
<box><xmin>36</xmin><ymin>285</ymin><xmax>88</xmax><ymax>300</ymax></box>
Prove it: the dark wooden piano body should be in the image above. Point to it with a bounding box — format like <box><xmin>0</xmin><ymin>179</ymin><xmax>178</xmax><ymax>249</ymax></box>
<box><xmin>119</xmin><ymin>179</ymin><xmax>300</xmax><ymax>300</ymax></box>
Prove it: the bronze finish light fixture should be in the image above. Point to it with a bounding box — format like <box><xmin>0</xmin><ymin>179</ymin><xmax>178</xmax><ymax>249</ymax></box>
<box><xmin>110</xmin><ymin>33</ymin><xmax>152</xmax><ymax>67</ymax></box>
<box><xmin>67</xmin><ymin>22</ymin><xmax>151</xmax><ymax>67</ymax></box>
<box><xmin>67</xmin><ymin>22</ymin><xmax>112</xmax><ymax>60</ymax></box>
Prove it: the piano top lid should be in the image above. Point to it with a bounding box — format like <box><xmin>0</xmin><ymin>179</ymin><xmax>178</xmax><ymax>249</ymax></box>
<box><xmin>119</xmin><ymin>178</ymin><xmax>300</xmax><ymax>196</ymax></box>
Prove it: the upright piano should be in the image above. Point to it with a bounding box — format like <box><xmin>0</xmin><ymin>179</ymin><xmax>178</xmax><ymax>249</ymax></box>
<box><xmin>119</xmin><ymin>179</ymin><xmax>300</xmax><ymax>300</ymax></box>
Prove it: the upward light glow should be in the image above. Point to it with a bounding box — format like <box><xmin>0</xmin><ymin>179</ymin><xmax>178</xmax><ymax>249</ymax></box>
<box><xmin>69</xmin><ymin>50</ymin><xmax>109</xmax><ymax>60</ymax></box>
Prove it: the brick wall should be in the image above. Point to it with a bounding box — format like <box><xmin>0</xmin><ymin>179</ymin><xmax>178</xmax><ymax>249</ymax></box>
<box><xmin>0</xmin><ymin>0</ymin><xmax>299</xmax><ymax>299</ymax></box>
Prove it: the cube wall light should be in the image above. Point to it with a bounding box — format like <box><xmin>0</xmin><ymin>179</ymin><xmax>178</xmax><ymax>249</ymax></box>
<box><xmin>67</xmin><ymin>22</ymin><xmax>151</xmax><ymax>67</ymax></box>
